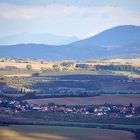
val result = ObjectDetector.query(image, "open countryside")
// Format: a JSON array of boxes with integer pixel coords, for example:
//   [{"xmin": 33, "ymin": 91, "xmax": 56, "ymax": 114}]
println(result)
[
  {"xmin": 0, "ymin": 125, "xmax": 137, "ymax": 140},
  {"xmin": 0, "ymin": 1, "xmax": 140, "ymax": 139}
]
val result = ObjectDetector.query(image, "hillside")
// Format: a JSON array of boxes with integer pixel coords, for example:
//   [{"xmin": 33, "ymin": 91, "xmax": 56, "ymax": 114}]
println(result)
[
  {"xmin": 0, "ymin": 25, "xmax": 140, "ymax": 60},
  {"xmin": 0, "ymin": 33, "xmax": 79, "ymax": 45}
]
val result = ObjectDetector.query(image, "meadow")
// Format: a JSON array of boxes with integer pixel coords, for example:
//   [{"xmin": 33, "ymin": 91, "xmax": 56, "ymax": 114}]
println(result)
[{"xmin": 0, "ymin": 125, "xmax": 137, "ymax": 140}]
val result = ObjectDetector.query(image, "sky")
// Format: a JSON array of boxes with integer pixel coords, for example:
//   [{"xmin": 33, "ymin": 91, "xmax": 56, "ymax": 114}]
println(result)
[{"xmin": 0, "ymin": 0, "xmax": 140, "ymax": 38}]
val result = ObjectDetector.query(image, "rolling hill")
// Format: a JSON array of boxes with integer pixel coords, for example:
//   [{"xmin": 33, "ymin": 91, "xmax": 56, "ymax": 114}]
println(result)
[
  {"xmin": 0, "ymin": 25, "xmax": 140, "ymax": 60},
  {"xmin": 0, "ymin": 33, "xmax": 79, "ymax": 45}
]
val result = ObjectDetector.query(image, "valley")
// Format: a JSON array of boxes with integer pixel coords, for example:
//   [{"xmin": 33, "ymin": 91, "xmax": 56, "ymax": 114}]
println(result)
[{"xmin": 0, "ymin": 25, "xmax": 140, "ymax": 140}]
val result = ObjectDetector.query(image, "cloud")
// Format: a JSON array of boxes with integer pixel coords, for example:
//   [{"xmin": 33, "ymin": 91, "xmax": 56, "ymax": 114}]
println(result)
[
  {"xmin": 0, "ymin": 2, "xmax": 139, "ymax": 38},
  {"xmin": 0, "ymin": 4, "xmax": 124, "ymax": 20},
  {"xmin": 0, "ymin": 0, "xmax": 109, "ymax": 6},
  {"xmin": 0, "ymin": 0, "xmax": 139, "ymax": 9},
  {"xmin": 0, "ymin": 4, "xmax": 45, "ymax": 20}
]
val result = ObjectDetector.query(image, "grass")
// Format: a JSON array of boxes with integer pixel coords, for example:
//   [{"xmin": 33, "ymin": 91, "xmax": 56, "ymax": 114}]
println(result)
[
  {"xmin": 111, "ymin": 71, "xmax": 138, "ymax": 77},
  {"xmin": 0, "ymin": 69, "xmax": 140, "ymax": 98},
  {"xmin": 106, "ymin": 57, "xmax": 140, "ymax": 67},
  {"xmin": 0, "ymin": 69, "xmax": 35, "ymax": 77},
  {"xmin": 43, "ymin": 121, "xmax": 140, "ymax": 129},
  {"xmin": 0, "ymin": 68, "xmax": 126, "ymax": 77},
  {"xmin": 0, "ymin": 125, "xmax": 137, "ymax": 140},
  {"xmin": 40, "ymin": 70, "xmax": 99, "ymax": 76}
]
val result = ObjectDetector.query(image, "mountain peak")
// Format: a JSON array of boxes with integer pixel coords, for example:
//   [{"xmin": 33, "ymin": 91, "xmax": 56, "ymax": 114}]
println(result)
[{"xmin": 71, "ymin": 25, "xmax": 140, "ymax": 47}]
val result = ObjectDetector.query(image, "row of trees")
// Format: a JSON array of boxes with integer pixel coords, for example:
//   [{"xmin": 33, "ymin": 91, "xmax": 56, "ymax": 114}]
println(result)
[{"xmin": 95, "ymin": 64, "xmax": 140, "ymax": 73}]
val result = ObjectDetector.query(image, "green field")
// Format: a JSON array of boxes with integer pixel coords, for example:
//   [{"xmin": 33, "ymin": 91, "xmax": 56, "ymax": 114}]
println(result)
[
  {"xmin": 0, "ymin": 125, "xmax": 137, "ymax": 140},
  {"xmin": 0, "ymin": 69, "xmax": 35, "ymax": 76},
  {"xmin": 0, "ymin": 69, "xmax": 138, "ymax": 77}
]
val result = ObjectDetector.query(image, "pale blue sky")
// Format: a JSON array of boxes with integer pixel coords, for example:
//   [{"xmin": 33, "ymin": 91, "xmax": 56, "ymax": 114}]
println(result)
[{"xmin": 0, "ymin": 0, "xmax": 139, "ymax": 38}]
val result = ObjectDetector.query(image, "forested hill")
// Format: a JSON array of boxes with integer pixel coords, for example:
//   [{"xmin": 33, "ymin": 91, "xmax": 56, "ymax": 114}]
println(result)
[{"xmin": 0, "ymin": 25, "xmax": 140, "ymax": 60}]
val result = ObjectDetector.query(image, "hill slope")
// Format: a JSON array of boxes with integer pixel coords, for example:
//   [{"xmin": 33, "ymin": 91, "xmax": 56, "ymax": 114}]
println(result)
[
  {"xmin": 0, "ymin": 33, "xmax": 79, "ymax": 45},
  {"xmin": 0, "ymin": 25, "xmax": 140, "ymax": 60}
]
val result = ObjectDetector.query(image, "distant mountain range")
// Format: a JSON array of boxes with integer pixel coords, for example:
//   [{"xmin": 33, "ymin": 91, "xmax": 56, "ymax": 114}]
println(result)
[
  {"xmin": 0, "ymin": 25, "xmax": 140, "ymax": 60},
  {"xmin": 0, "ymin": 33, "xmax": 79, "ymax": 45}
]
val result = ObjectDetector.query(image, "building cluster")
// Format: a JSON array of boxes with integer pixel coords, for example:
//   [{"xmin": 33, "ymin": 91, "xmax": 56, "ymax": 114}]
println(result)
[
  {"xmin": 0, "ymin": 98, "xmax": 139, "ymax": 118},
  {"xmin": 32, "ymin": 103, "xmax": 137, "ymax": 118},
  {"xmin": 0, "ymin": 98, "xmax": 30, "ymax": 113}
]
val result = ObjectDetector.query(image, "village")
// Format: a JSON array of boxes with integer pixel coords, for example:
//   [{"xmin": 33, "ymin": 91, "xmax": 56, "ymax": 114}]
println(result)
[{"xmin": 0, "ymin": 97, "xmax": 139, "ymax": 118}]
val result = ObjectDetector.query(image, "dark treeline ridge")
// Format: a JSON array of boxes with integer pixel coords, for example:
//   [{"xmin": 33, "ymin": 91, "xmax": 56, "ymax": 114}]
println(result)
[
  {"xmin": 19, "ymin": 92, "xmax": 100, "ymax": 100},
  {"xmin": 96, "ymin": 64, "xmax": 140, "ymax": 74}
]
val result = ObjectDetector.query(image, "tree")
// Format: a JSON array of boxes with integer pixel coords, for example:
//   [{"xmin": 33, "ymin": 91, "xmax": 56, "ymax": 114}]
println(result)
[
  {"xmin": 60, "ymin": 61, "xmax": 74, "ymax": 67},
  {"xmin": 52, "ymin": 64, "xmax": 60, "ymax": 71},
  {"xmin": 52, "ymin": 64, "xmax": 59, "ymax": 68},
  {"xmin": 26, "ymin": 64, "xmax": 32, "ymax": 70}
]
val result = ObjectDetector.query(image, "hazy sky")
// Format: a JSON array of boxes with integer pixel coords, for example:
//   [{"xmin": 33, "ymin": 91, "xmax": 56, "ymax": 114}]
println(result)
[{"xmin": 0, "ymin": 0, "xmax": 140, "ymax": 38}]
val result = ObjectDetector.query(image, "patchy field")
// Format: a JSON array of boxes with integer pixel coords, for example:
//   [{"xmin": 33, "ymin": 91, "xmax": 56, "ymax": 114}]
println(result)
[
  {"xmin": 27, "ymin": 94, "xmax": 140, "ymax": 107},
  {"xmin": 0, "ymin": 125, "xmax": 136, "ymax": 140},
  {"xmin": 0, "ymin": 61, "xmax": 54, "ymax": 70},
  {"xmin": 106, "ymin": 58, "xmax": 140, "ymax": 67}
]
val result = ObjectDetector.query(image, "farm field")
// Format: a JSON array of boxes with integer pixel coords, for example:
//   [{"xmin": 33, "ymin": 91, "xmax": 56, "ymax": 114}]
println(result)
[
  {"xmin": 0, "ymin": 61, "xmax": 54, "ymax": 70},
  {"xmin": 27, "ymin": 94, "xmax": 140, "ymax": 107},
  {"xmin": 1, "ymin": 73, "xmax": 140, "ymax": 97},
  {"xmin": 0, "ymin": 57, "xmax": 140, "ymax": 70},
  {"xmin": 0, "ymin": 125, "xmax": 137, "ymax": 140},
  {"xmin": 106, "ymin": 57, "xmax": 140, "ymax": 67}
]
